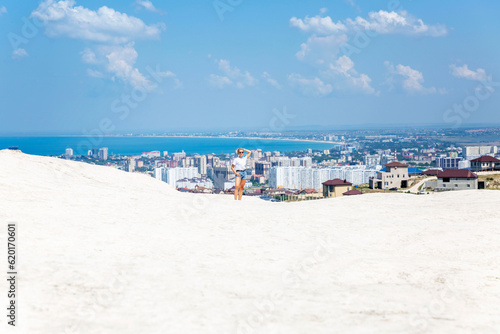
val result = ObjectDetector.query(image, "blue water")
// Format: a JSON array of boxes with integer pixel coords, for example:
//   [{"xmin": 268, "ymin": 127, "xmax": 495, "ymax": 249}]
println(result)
[{"xmin": 0, "ymin": 136, "xmax": 335, "ymax": 156}]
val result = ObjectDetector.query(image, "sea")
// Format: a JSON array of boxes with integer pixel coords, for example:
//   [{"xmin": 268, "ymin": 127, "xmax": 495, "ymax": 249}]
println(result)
[{"xmin": 0, "ymin": 136, "xmax": 335, "ymax": 156}]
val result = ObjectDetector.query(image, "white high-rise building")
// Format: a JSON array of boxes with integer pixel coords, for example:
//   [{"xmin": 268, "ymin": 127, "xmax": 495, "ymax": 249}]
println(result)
[
  {"xmin": 154, "ymin": 167, "xmax": 163, "ymax": 181},
  {"xmin": 172, "ymin": 151, "xmax": 187, "ymax": 161},
  {"xmin": 128, "ymin": 158, "xmax": 135, "ymax": 172},
  {"xmin": 252, "ymin": 149, "xmax": 262, "ymax": 159},
  {"xmin": 98, "ymin": 147, "xmax": 108, "ymax": 160},
  {"xmin": 211, "ymin": 156, "xmax": 221, "ymax": 167},
  {"xmin": 364, "ymin": 154, "xmax": 381, "ymax": 166},
  {"xmin": 154, "ymin": 167, "xmax": 200, "ymax": 187},
  {"xmin": 269, "ymin": 166, "xmax": 380, "ymax": 191},
  {"xmin": 463, "ymin": 146, "xmax": 498, "ymax": 160},
  {"xmin": 195, "ymin": 155, "xmax": 207, "ymax": 175},
  {"xmin": 181, "ymin": 157, "xmax": 195, "ymax": 167},
  {"xmin": 300, "ymin": 157, "xmax": 312, "ymax": 167},
  {"xmin": 290, "ymin": 157, "xmax": 300, "ymax": 167},
  {"xmin": 65, "ymin": 148, "xmax": 73, "ymax": 157},
  {"xmin": 270, "ymin": 156, "xmax": 291, "ymax": 166}
]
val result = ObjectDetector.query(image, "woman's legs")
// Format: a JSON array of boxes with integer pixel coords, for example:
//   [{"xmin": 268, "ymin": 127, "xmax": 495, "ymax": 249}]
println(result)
[
  {"xmin": 234, "ymin": 177, "xmax": 241, "ymax": 200},
  {"xmin": 238, "ymin": 179, "xmax": 246, "ymax": 200}
]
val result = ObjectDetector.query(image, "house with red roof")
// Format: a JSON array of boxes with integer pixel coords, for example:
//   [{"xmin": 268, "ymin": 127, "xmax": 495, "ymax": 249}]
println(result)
[
  {"xmin": 470, "ymin": 156, "xmax": 500, "ymax": 172},
  {"xmin": 322, "ymin": 179, "xmax": 353, "ymax": 198},
  {"xmin": 422, "ymin": 169, "xmax": 442, "ymax": 176},
  {"xmin": 289, "ymin": 188, "xmax": 323, "ymax": 201},
  {"xmin": 369, "ymin": 162, "xmax": 410, "ymax": 190},
  {"xmin": 429, "ymin": 169, "xmax": 479, "ymax": 191}
]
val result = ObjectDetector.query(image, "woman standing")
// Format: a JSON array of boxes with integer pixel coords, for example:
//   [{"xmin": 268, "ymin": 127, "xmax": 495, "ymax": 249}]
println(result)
[{"xmin": 231, "ymin": 148, "xmax": 251, "ymax": 200}]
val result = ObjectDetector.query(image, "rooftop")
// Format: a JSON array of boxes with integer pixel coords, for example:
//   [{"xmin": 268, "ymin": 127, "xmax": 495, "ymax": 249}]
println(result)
[
  {"xmin": 471, "ymin": 156, "xmax": 500, "ymax": 163},
  {"xmin": 343, "ymin": 189, "xmax": 363, "ymax": 196},
  {"xmin": 298, "ymin": 188, "xmax": 318, "ymax": 194},
  {"xmin": 437, "ymin": 169, "xmax": 477, "ymax": 178},
  {"xmin": 322, "ymin": 178, "xmax": 353, "ymax": 186},
  {"xmin": 422, "ymin": 169, "xmax": 441, "ymax": 176},
  {"xmin": 385, "ymin": 161, "xmax": 409, "ymax": 168}
]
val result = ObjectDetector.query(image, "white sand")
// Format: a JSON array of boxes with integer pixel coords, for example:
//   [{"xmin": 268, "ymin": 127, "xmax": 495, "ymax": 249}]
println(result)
[{"xmin": 0, "ymin": 149, "xmax": 499, "ymax": 334}]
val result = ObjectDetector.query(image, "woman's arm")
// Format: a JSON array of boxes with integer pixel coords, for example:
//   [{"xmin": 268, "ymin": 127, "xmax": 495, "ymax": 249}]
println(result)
[
  {"xmin": 243, "ymin": 148, "xmax": 251, "ymax": 159},
  {"xmin": 231, "ymin": 164, "xmax": 239, "ymax": 176}
]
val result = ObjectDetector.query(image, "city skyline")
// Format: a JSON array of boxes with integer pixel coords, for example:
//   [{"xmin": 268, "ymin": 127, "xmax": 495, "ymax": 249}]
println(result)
[{"xmin": 1, "ymin": 0, "xmax": 500, "ymax": 134}]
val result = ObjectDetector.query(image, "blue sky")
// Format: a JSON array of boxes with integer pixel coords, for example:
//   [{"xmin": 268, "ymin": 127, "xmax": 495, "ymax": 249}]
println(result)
[{"xmin": 1, "ymin": 0, "xmax": 499, "ymax": 134}]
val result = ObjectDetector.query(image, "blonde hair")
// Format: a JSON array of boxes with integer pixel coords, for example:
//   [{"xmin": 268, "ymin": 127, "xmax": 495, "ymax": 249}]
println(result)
[{"xmin": 236, "ymin": 148, "xmax": 244, "ymax": 153}]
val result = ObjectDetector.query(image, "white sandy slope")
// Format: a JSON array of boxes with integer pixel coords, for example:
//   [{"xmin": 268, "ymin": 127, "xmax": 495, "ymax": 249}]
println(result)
[{"xmin": 0, "ymin": 149, "xmax": 499, "ymax": 334}]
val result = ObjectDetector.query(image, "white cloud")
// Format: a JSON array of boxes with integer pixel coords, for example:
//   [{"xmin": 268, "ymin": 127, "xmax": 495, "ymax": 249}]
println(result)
[
  {"xmin": 101, "ymin": 43, "xmax": 152, "ymax": 89},
  {"xmin": 136, "ymin": 0, "xmax": 164, "ymax": 14},
  {"xmin": 12, "ymin": 48, "xmax": 28, "ymax": 59},
  {"xmin": 262, "ymin": 72, "xmax": 281, "ymax": 89},
  {"xmin": 326, "ymin": 56, "xmax": 376, "ymax": 94},
  {"xmin": 29, "ymin": 1, "xmax": 177, "ymax": 90},
  {"xmin": 136, "ymin": 0, "xmax": 155, "ymax": 11},
  {"xmin": 156, "ymin": 70, "xmax": 182, "ymax": 89},
  {"xmin": 396, "ymin": 64, "xmax": 433, "ymax": 93},
  {"xmin": 290, "ymin": 10, "xmax": 447, "ymax": 64},
  {"xmin": 288, "ymin": 73, "xmax": 333, "ymax": 97},
  {"xmin": 0, "ymin": 6, "xmax": 7, "ymax": 16},
  {"xmin": 330, "ymin": 55, "xmax": 355, "ymax": 74},
  {"xmin": 319, "ymin": 8, "xmax": 328, "ymax": 14},
  {"xmin": 31, "ymin": 0, "xmax": 165, "ymax": 44},
  {"xmin": 296, "ymin": 34, "xmax": 349, "ymax": 64},
  {"xmin": 385, "ymin": 62, "xmax": 437, "ymax": 94},
  {"xmin": 208, "ymin": 74, "xmax": 232, "ymax": 88},
  {"xmin": 83, "ymin": 43, "xmax": 181, "ymax": 90},
  {"xmin": 86, "ymin": 69, "xmax": 104, "ymax": 78},
  {"xmin": 450, "ymin": 64, "xmax": 488, "ymax": 81},
  {"xmin": 81, "ymin": 48, "xmax": 98, "ymax": 64},
  {"xmin": 290, "ymin": 55, "xmax": 376, "ymax": 96},
  {"xmin": 347, "ymin": 10, "xmax": 448, "ymax": 36},
  {"xmin": 291, "ymin": 10, "xmax": 447, "ymax": 37},
  {"xmin": 209, "ymin": 59, "xmax": 257, "ymax": 89},
  {"xmin": 290, "ymin": 15, "xmax": 346, "ymax": 35}
]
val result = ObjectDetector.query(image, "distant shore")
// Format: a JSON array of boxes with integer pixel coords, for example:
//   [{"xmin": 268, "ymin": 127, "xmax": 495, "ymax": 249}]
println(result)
[
  {"xmin": 145, "ymin": 135, "xmax": 343, "ymax": 145},
  {"xmin": 49, "ymin": 134, "xmax": 342, "ymax": 145},
  {"xmin": 0, "ymin": 135, "xmax": 340, "ymax": 156}
]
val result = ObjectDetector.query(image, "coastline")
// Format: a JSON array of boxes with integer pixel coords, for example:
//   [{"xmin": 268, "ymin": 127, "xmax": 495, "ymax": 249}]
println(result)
[
  {"xmin": 144, "ymin": 135, "xmax": 343, "ymax": 145},
  {"xmin": 34, "ymin": 134, "xmax": 343, "ymax": 145},
  {"xmin": 0, "ymin": 135, "xmax": 340, "ymax": 156}
]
